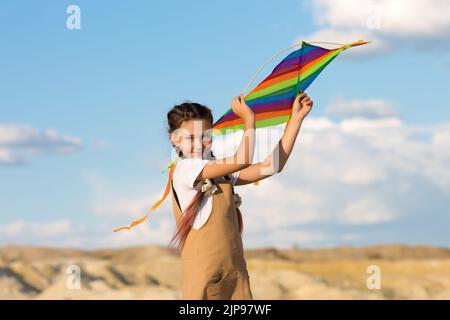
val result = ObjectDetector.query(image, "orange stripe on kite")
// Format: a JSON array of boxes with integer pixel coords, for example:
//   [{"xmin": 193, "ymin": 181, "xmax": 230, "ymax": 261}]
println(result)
[
  {"xmin": 214, "ymin": 108, "xmax": 292, "ymax": 129},
  {"xmin": 252, "ymin": 70, "xmax": 299, "ymax": 92}
]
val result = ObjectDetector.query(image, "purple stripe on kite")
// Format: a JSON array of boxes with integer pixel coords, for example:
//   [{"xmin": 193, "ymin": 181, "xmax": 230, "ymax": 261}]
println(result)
[
  {"xmin": 265, "ymin": 50, "xmax": 331, "ymax": 84},
  {"xmin": 273, "ymin": 55, "xmax": 300, "ymax": 72},
  {"xmin": 265, "ymin": 49, "xmax": 335, "ymax": 84},
  {"xmin": 301, "ymin": 47, "xmax": 332, "ymax": 66},
  {"xmin": 263, "ymin": 64, "xmax": 299, "ymax": 82},
  {"xmin": 273, "ymin": 47, "xmax": 330, "ymax": 75},
  {"xmin": 272, "ymin": 44, "xmax": 316, "ymax": 70},
  {"xmin": 271, "ymin": 49, "xmax": 301, "ymax": 72},
  {"xmin": 251, "ymin": 97, "xmax": 294, "ymax": 111},
  {"xmin": 272, "ymin": 50, "xmax": 301, "ymax": 72},
  {"xmin": 219, "ymin": 97, "xmax": 294, "ymax": 122}
]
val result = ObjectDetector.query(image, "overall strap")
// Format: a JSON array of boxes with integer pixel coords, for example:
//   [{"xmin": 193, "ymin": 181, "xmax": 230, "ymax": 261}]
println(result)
[
  {"xmin": 170, "ymin": 178, "xmax": 182, "ymax": 213},
  {"xmin": 223, "ymin": 175, "xmax": 236, "ymax": 195}
]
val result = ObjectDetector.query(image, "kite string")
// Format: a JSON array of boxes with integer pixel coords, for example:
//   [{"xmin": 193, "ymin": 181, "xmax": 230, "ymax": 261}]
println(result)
[
  {"xmin": 308, "ymin": 41, "xmax": 346, "ymax": 46},
  {"xmin": 241, "ymin": 43, "xmax": 301, "ymax": 95},
  {"xmin": 241, "ymin": 41, "xmax": 347, "ymax": 96}
]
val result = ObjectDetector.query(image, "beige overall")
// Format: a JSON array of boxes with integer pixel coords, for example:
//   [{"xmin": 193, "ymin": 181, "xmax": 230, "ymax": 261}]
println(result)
[{"xmin": 170, "ymin": 176, "xmax": 253, "ymax": 300}]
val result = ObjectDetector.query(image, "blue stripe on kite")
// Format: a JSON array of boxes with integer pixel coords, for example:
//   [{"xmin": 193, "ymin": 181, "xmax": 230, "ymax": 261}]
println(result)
[
  {"xmin": 298, "ymin": 54, "xmax": 340, "ymax": 91},
  {"xmin": 285, "ymin": 44, "xmax": 315, "ymax": 59},
  {"xmin": 246, "ymin": 90, "xmax": 296, "ymax": 106}
]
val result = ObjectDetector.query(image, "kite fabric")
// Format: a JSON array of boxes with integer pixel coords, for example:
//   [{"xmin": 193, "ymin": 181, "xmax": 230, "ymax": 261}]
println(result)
[
  {"xmin": 212, "ymin": 40, "xmax": 369, "ymax": 136},
  {"xmin": 113, "ymin": 40, "xmax": 369, "ymax": 233}
]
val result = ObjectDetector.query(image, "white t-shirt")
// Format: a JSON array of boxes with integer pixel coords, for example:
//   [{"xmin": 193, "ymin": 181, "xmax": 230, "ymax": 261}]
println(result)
[{"xmin": 172, "ymin": 157, "xmax": 240, "ymax": 230}]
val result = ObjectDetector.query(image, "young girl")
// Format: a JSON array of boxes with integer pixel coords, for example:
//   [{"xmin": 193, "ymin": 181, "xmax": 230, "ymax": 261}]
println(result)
[{"xmin": 167, "ymin": 93, "xmax": 313, "ymax": 300}]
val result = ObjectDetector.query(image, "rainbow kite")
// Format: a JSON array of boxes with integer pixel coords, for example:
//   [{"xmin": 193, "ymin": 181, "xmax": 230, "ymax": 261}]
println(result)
[
  {"xmin": 212, "ymin": 40, "xmax": 368, "ymax": 136},
  {"xmin": 113, "ymin": 40, "xmax": 369, "ymax": 232}
]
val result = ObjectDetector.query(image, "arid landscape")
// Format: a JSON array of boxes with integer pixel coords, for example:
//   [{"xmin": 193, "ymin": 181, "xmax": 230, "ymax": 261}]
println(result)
[{"xmin": 1, "ymin": 244, "xmax": 449, "ymax": 300}]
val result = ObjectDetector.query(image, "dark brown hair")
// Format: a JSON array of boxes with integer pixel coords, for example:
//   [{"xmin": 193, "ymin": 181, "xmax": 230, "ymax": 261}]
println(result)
[{"xmin": 167, "ymin": 101, "xmax": 243, "ymax": 250}]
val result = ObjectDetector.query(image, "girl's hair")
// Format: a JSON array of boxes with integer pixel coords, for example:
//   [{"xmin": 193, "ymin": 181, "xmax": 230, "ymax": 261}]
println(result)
[{"xmin": 167, "ymin": 101, "xmax": 243, "ymax": 250}]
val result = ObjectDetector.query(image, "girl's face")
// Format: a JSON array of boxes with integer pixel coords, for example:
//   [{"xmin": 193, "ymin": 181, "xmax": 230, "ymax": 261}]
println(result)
[{"xmin": 170, "ymin": 119, "xmax": 213, "ymax": 159}]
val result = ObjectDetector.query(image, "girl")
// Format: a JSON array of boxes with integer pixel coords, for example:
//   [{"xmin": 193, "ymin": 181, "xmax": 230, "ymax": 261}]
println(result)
[{"xmin": 167, "ymin": 92, "xmax": 313, "ymax": 300}]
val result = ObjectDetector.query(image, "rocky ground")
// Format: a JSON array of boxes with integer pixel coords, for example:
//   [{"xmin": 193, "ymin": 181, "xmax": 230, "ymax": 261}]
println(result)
[{"xmin": 1, "ymin": 244, "xmax": 449, "ymax": 299}]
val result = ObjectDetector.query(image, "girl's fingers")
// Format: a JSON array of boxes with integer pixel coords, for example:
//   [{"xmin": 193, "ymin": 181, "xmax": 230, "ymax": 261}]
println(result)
[
  {"xmin": 239, "ymin": 94, "xmax": 245, "ymax": 105},
  {"xmin": 297, "ymin": 93, "xmax": 307, "ymax": 102}
]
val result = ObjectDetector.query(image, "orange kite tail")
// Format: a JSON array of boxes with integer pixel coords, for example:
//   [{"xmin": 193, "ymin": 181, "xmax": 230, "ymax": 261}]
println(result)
[{"xmin": 113, "ymin": 164, "xmax": 176, "ymax": 232}]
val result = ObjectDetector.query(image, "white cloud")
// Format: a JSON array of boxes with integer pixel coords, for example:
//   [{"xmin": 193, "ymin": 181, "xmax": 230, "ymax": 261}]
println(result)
[
  {"xmin": 245, "ymin": 228, "xmax": 328, "ymax": 248},
  {"xmin": 0, "ymin": 216, "xmax": 175, "ymax": 249},
  {"xmin": 232, "ymin": 111, "xmax": 450, "ymax": 245},
  {"xmin": 0, "ymin": 124, "xmax": 82, "ymax": 165},
  {"xmin": 295, "ymin": 28, "xmax": 387, "ymax": 57},
  {"xmin": 301, "ymin": 0, "xmax": 450, "ymax": 56},
  {"xmin": 79, "ymin": 170, "xmax": 179, "ymax": 248},
  {"xmin": 0, "ymin": 148, "xmax": 20, "ymax": 165},
  {"xmin": 432, "ymin": 122, "xmax": 450, "ymax": 146},
  {"xmin": 83, "ymin": 170, "xmax": 172, "ymax": 219},
  {"xmin": 3, "ymin": 112, "xmax": 449, "ymax": 249},
  {"xmin": 325, "ymin": 97, "xmax": 398, "ymax": 118},
  {"xmin": 300, "ymin": 116, "xmax": 450, "ymax": 188},
  {"xmin": 95, "ymin": 216, "xmax": 175, "ymax": 248},
  {"xmin": 94, "ymin": 112, "xmax": 450, "ymax": 248},
  {"xmin": 0, "ymin": 220, "xmax": 72, "ymax": 238},
  {"xmin": 311, "ymin": 0, "xmax": 450, "ymax": 38},
  {"xmin": 240, "ymin": 178, "xmax": 329, "ymax": 233},
  {"xmin": 339, "ymin": 196, "xmax": 397, "ymax": 224}
]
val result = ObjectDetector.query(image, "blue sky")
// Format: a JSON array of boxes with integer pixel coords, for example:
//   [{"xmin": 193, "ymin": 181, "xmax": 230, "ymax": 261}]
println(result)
[{"xmin": 1, "ymin": 0, "xmax": 449, "ymax": 249}]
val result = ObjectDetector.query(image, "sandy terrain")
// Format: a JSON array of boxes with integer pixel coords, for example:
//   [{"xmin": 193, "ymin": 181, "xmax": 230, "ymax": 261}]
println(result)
[{"xmin": 1, "ymin": 244, "xmax": 449, "ymax": 299}]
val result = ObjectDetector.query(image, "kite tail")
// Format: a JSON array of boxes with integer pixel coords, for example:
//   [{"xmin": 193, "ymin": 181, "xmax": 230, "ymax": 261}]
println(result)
[
  {"xmin": 342, "ymin": 40, "xmax": 370, "ymax": 49},
  {"xmin": 112, "ymin": 159, "xmax": 178, "ymax": 232}
]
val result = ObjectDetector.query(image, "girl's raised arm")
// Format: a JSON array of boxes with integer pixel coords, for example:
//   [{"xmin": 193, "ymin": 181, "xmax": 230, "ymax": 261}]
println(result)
[
  {"xmin": 235, "ymin": 92, "xmax": 314, "ymax": 185},
  {"xmin": 197, "ymin": 95, "xmax": 256, "ymax": 182}
]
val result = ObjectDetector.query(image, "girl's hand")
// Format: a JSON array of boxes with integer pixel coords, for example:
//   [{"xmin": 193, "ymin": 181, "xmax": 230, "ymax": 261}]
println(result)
[
  {"xmin": 232, "ymin": 94, "xmax": 254, "ymax": 122},
  {"xmin": 292, "ymin": 92, "xmax": 313, "ymax": 120}
]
